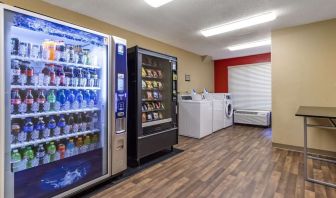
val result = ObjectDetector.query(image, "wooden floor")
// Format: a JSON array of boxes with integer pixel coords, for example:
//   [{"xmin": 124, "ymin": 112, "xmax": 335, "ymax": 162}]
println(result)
[{"xmin": 92, "ymin": 126, "xmax": 336, "ymax": 198}]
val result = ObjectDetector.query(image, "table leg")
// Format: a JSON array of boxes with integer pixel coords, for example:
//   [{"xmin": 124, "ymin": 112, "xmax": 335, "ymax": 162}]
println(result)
[{"xmin": 304, "ymin": 116, "xmax": 308, "ymax": 180}]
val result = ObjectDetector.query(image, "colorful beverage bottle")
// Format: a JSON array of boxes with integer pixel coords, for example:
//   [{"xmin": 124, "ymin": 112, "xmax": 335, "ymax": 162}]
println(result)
[
  {"xmin": 76, "ymin": 90, "xmax": 83, "ymax": 105},
  {"xmin": 24, "ymin": 89, "xmax": 34, "ymax": 113},
  {"xmin": 11, "ymin": 123, "xmax": 20, "ymax": 143},
  {"xmin": 48, "ymin": 116, "xmax": 57, "ymax": 136},
  {"xmin": 37, "ymin": 90, "xmax": 46, "ymax": 112},
  {"xmin": 66, "ymin": 138, "xmax": 75, "ymax": 156},
  {"xmin": 26, "ymin": 63, "xmax": 34, "ymax": 85},
  {"xmin": 58, "ymin": 115, "xmax": 66, "ymax": 134},
  {"xmin": 36, "ymin": 144, "xmax": 45, "ymax": 165},
  {"xmin": 11, "ymin": 59, "xmax": 21, "ymax": 85},
  {"xmin": 84, "ymin": 135, "xmax": 91, "ymax": 151},
  {"xmin": 58, "ymin": 143, "xmax": 66, "ymax": 159},
  {"xmin": 34, "ymin": 117, "xmax": 45, "ymax": 140},
  {"xmin": 67, "ymin": 114, "xmax": 75, "ymax": 133},
  {"xmin": 67, "ymin": 90, "xmax": 75, "ymax": 104},
  {"xmin": 47, "ymin": 142, "xmax": 56, "ymax": 162},
  {"xmin": 24, "ymin": 118, "xmax": 34, "ymax": 141},
  {"xmin": 23, "ymin": 146, "xmax": 34, "ymax": 168},
  {"xmin": 76, "ymin": 113, "xmax": 83, "ymax": 131},
  {"xmin": 11, "ymin": 149, "xmax": 22, "ymax": 172},
  {"xmin": 90, "ymin": 90, "xmax": 98, "ymax": 105},
  {"xmin": 49, "ymin": 64, "xmax": 56, "ymax": 85},
  {"xmin": 84, "ymin": 90, "xmax": 90, "ymax": 104},
  {"xmin": 76, "ymin": 137, "xmax": 83, "ymax": 148},
  {"xmin": 11, "ymin": 89, "xmax": 21, "ymax": 114},
  {"xmin": 57, "ymin": 66, "xmax": 66, "ymax": 85},
  {"xmin": 48, "ymin": 40, "xmax": 56, "ymax": 61},
  {"xmin": 91, "ymin": 70, "xmax": 99, "ymax": 87},
  {"xmin": 57, "ymin": 90, "xmax": 66, "ymax": 105},
  {"xmin": 92, "ymin": 133, "xmax": 99, "ymax": 149},
  {"xmin": 47, "ymin": 90, "xmax": 56, "ymax": 110}
]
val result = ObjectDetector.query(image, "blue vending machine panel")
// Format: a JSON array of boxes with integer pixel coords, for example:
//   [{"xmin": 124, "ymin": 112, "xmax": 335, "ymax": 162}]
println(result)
[{"xmin": 114, "ymin": 39, "xmax": 127, "ymax": 134}]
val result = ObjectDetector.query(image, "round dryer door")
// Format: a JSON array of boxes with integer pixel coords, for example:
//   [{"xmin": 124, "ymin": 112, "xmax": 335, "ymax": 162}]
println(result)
[{"xmin": 225, "ymin": 102, "xmax": 233, "ymax": 118}]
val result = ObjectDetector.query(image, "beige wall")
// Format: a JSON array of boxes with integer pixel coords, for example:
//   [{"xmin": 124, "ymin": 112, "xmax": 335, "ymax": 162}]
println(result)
[
  {"xmin": 2, "ymin": 0, "xmax": 214, "ymax": 93},
  {"xmin": 272, "ymin": 19, "xmax": 336, "ymax": 152}
]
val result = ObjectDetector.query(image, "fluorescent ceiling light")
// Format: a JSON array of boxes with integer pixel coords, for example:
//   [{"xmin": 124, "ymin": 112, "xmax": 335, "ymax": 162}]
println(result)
[
  {"xmin": 228, "ymin": 39, "xmax": 271, "ymax": 51},
  {"xmin": 201, "ymin": 12, "xmax": 276, "ymax": 37},
  {"xmin": 144, "ymin": 0, "xmax": 174, "ymax": 8}
]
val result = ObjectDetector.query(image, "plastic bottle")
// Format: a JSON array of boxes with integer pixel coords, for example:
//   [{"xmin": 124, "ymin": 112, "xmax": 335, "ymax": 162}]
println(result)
[
  {"xmin": 36, "ymin": 144, "xmax": 45, "ymax": 165},
  {"xmin": 58, "ymin": 143, "xmax": 66, "ymax": 159},
  {"xmin": 67, "ymin": 114, "xmax": 75, "ymax": 133},
  {"xmin": 76, "ymin": 90, "xmax": 83, "ymax": 105},
  {"xmin": 26, "ymin": 62, "xmax": 34, "ymax": 85},
  {"xmin": 34, "ymin": 117, "xmax": 45, "ymax": 139},
  {"xmin": 47, "ymin": 90, "xmax": 56, "ymax": 110},
  {"xmin": 11, "ymin": 149, "xmax": 22, "ymax": 172},
  {"xmin": 24, "ymin": 118, "xmax": 34, "ymax": 141},
  {"xmin": 57, "ymin": 90, "xmax": 66, "ymax": 105},
  {"xmin": 90, "ymin": 90, "xmax": 97, "ymax": 105},
  {"xmin": 47, "ymin": 142, "xmax": 56, "ymax": 162},
  {"xmin": 67, "ymin": 90, "xmax": 75, "ymax": 104},
  {"xmin": 47, "ymin": 116, "xmax": 57, "ymax": 136},
  {"xmin": 37, "ymin": 90, "xmax": 46, "ymax": 112},
  {"xmin": 24, "ymin": 89, "xmax": 34, "ymax": 113},
  {"xmin": 23, "ymin": 146, "xmax": 34, "ymax": 168},
  {"xmin": 49, "ymin": 64, "xmax": 56, "ymax": 86},
  {"xmin": 11, "ymin": 89, "xmax": 21, "ymax": 114},
  {"xmin": 11, "ymin": 59, "xmax": 21, "ymax": 85},
  {"xmin": 58, "ymin": 115, "xmax": 66, "ymax": 134},
  {"xmin": 66, "ymin": 139, "xmax": 75, "ymax": 157}
]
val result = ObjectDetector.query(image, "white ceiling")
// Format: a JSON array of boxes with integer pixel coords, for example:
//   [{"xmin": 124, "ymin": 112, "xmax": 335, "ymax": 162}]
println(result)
[{"xmin": 44, "ymin": 0, "xmax": 336, "ymax": 60}]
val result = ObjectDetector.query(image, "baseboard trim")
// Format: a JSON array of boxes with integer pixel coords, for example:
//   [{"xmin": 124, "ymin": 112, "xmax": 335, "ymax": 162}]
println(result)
[{"xmin": 272, "ymin": 142, "xmax": 336, "ymax": 158}]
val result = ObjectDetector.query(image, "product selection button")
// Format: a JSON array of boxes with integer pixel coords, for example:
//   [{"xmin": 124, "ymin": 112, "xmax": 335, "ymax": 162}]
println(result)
[{"xmin": 117, "ymin": 112, "xmax": 124, "ymax": 117}]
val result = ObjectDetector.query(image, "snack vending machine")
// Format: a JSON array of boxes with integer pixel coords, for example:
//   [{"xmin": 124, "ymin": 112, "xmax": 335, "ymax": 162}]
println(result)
[
  {"xmin": 0, "ymin": 4, "xmax": 127, "ymax": 198},
  {"xmin": 127, "ymin": 46, "xmax": 178, "ymax": 166}
]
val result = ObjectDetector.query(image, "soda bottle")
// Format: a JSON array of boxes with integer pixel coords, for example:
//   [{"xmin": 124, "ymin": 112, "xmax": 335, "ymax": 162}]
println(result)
[
  {"xmin": 66, "ymin": 138, "xmax": 75, "ymax": 156},
  {"xmin": 57, "ymin": 66, "xmax": 66, "ymax": 86},
  {"xmin": 48, "ymin": 41, "xmax": 56, "ymax": 61},
  {"xmin": 23, "ymin": 146, "xmax": 34, "ymax": 168},
  {"xmin": 26, "ymin": 63, "xmax": 34, "ymax": 85},
  {"xmin": 84, "ymin": 135, "xmax": 91, "ymax": 151},
  {"xmin": 11, "ymin": 89, "xmax": 22, "ymax": 114},
  {"xmin": 47, "ymin": 142, "xmax": 56, "ymax": 162},
  {"xmin": 55, "ymin": 41, "xmax": 65, "ymax": 62},
  {"xmin": 34, "ymin": 117, "xmax": 45, "ymax": 140},
  {"xmin": 11, "ymin": 59, "xmax": 21, "ymax": 85},
  {"xmin": 57, "ymin": 90, "xmax": 66, "ymax": 105},
  {"xmin": 20, "ymin": 61, "xmax": 28, "ymax": 85},
  {"xmin": 76, "ymin": 137, "xmax": 83, "ymax": 148},
  {"xmin": 72, "ymin": 68, "xmax": 79, "ymax": 87},
  {"xmin": 36, "ymin": 144, "xmax": 45, "ymax": 165},
  {"xmin": 91, "ymin": 133, "xmax": 99, "ymax": 149},
  {"xmin": 47, "ymin": 90, "xmax": 56, "ymax": 110},
  {"xmin": 76, "ymin": 90, "xmax": 83, "ymax": 105},
  {"xmin": 83, "ymin": 90, "xmax": 90, "ymax": 104},
  {"xmin": 47, "ymin": 116, "xmax": 57, "ymax": 136},
  {"xmin": 24, "ymin": 89, "xmax": 34, "ymax": 113},
  {"xmin": 76, "ymin": 113, "xmax": 83, "ymax": 131},
  {"xmin": 92, "ymin": 112, "xmax": 99, "ymax": 128},
  {"xmin": 77, "ymin": 68, "xmax": 83, "ymax": 87},
  {"xmin": 49, "ymin": 64, "xmax": 56, "ymax": 86},
  {"xmin": 67, "ymin": 90, "xmax": 75, "ymax": 104},
  {"xmin": 58, "ymin": 115, "xmax": 66, "ymax": 134},
  {"xmin": 37, "ymin": 90, "xmax": 46, "ymax": 112},
  {"xmin": 23, "ymin": 118, "xmax": 34, "ymax": 141},
  {"xmin": 67, "ymin": 114, "xmax": 75, "ymax": 132},
  {"xmin": 58, "ymin": 143, "xmax": 66, "ymax": 159},
  {"xmin": 90, "ymin": 90, "xmax": 97, "ymax": 105},
  {"xmin": 11, "ymin": 123, "xmax": 21, "ymax": 143},
  {"xmin": 91, "ymin": 70, "xmax": 99, "ymax": 87},
  {"xmin": 11, "ymin": 149, "xmax": 22, "ymax": 172}
]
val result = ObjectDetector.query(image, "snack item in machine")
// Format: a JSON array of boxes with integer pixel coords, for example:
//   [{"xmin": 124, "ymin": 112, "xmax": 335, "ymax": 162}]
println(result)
[
  {"xmin": 142, "ymin": 113, "xmax": 147, "ymax": 123},
  {"xmin": 157, "ymin": 70, "xmax": 163, "ymax": 78},
  {"xmin": 152, "ymin": 70, "xmax": 158, "ymax": 78},
  {"xmin": 152, "ymin": 81, "xmax": 158, "ymax": 88},
  {"xmin": 142, "ymin": 80, "xmax": 146, "ymax": 89},
  {"xmin": 147, "ymin": 113, "xmax": 153, "ymax": 121},
  {"xmin": 142, "ymin": 67, "xmax": 147, "ymax": 77},
  {"xmin": 146, "ymin": 81, "xmax": 153, "ymax": 89},
  {"xmin": 146, "ymin": 69, "xmax": 153, "ymax": 77},
  {"xmin": 146, "ymin": 91, "xmax": 153, "ymax": 100},
  {"xmin": 157, "ymin": 82, "xmax": 163, "ymax": 89},
  {"xmin": 158, "ymin": 112, "xmax": 163, "ymax": 119},
  {"xmin": 153, "ymin": 91, "xmax": 159, "ymax": 100},
  {"xmin": 153, "ymin": 112, "xmax": 159, "ymax": 120}
]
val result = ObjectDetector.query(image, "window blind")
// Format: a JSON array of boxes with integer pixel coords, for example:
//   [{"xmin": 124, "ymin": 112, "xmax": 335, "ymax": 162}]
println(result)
[{"xmin": 228, "ymin": 62, "xmax": 271, "ymax": 111}]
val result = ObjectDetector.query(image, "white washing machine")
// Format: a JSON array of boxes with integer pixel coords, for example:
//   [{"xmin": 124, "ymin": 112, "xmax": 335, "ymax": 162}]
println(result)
[
  {"xmin": 204, "ymin": 93, "xmax": 225, "ymax": 132},
  {"xmin": 224, "ymin": 93, "xmax": 234, "ymax": 128},
  {"xmin": 178, "ymin": 94, "xmax": 213, "ymax": 139}
]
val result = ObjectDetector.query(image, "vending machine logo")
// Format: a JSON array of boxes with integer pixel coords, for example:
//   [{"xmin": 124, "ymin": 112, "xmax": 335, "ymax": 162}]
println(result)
[{"xmin": 117, "ymin": 44, "xmax": 124, "ymax": 55}]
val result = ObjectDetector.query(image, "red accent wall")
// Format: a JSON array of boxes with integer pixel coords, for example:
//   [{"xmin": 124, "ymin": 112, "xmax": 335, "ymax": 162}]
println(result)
[{"xmin": 214, "ymin": 53, "xmax": 271, "ymax": 93}]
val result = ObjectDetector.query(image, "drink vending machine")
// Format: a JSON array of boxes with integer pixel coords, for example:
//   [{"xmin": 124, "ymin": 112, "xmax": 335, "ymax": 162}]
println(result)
[{"xmin": 0, "ymin": 4, "xmax": 127, "ymax": 198}]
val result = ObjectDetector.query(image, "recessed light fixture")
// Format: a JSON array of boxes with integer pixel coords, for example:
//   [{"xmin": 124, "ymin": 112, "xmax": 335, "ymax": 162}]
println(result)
[
  {"xmin": 227, "ymin": 39, "xmax": 271, "ymax": 51},
  {"xmin": 144, "ymin": 0, "xmax": 174, "ymax": 8},
  {"xmin": 200, "ymin": 12, "xmax": 276, "ymax": 37}
]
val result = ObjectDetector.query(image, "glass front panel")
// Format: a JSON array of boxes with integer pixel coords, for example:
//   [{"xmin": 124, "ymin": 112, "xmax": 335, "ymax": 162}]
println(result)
[
  {"xmin": 141, "ymin": 54, "xmax": 172, "ymax": 128},
  {"xmin": 4, "ymin": 9, "xmax": 109, "ymax": 198}
]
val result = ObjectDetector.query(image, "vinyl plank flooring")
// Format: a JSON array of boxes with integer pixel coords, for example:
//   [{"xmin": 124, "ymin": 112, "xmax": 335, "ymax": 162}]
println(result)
[{"xmin": 91, "ymin": 126, "xmax": 336, "ymax": 198}]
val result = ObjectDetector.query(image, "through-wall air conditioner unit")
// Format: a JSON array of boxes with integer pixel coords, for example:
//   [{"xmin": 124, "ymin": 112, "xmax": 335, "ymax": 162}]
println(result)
[{"xmin": 234, "ymin": 110, "xmax": 271, "ymax": 127}]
